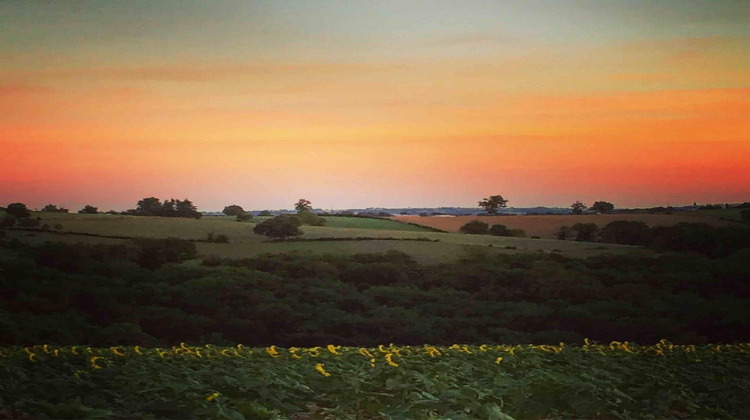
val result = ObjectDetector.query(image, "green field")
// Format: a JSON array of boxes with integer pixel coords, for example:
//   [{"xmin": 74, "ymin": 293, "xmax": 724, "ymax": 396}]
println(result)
[
  {"xmin": 13, "ymin": 213, "xmax": 641, "ymax": 264},
  {"xmin": 2, "ymin": 343, "xmax": 748, "ymax": 419}
]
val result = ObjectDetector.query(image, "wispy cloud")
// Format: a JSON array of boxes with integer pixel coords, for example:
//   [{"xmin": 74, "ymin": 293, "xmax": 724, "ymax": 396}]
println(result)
[
  {"xmin": 425, "ymin": 32, "xmax": 511, "ymax": 47},
  {"xmin": 7, "ymin": 62, "xmax": 408, "ymax": 83}
]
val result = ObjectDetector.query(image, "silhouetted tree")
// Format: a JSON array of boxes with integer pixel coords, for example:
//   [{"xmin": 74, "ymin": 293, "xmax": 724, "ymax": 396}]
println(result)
[
  {"xmin": 295, "ymin": 199, "xmax": 312, "ymax": 212},
  {"xmin": 591, "ymin": 201, "xmax": 615, "ymax": 214},
  {"xmin": 253, "ymin": 216, "xmax": 302, "ymax": 239},
  {"xmin": 600, "ymin": 220, "xmax": 651, "ymax": 245},
  {"xmin": 42, "ymin": 204, "xmax": 69, "ymax": 213},
  {"xmin": 78, "ymin": 205, "xmax": 99, "ymax": 214},
  {"xmin": 136, "ymin": 197, "xmax": 163, "ymax": 216},
  {"xmin": 570, "ymin": 201, "xmax": 587, "ymax": 215},
  {"xmin": 554, "ymin": 226, "xmax": 575, "ymax": 240},
  {"xmin": 223, "ymin": 205, "xmax": 245, "ymax": 216},
  {"xmin": 6, "ymin": 203, "xmax": 31, "ymax": 219},
  {"xmin": 572, "ymin": 223, "xmax": 600, "ymax": 242},
  {"xmin": 460, "ymin": 220, "xmax": 490, "ymax": 234},
  {"xmin": 478, "ymin": 195, "xmax": 508, "ymax": 214},
  {"xmin": 175, "ymin": 199, "xmax": 201, "ymax": 219}
]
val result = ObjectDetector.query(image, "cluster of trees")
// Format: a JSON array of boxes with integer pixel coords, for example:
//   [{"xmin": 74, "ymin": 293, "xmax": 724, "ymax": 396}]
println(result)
[
  {"xmin": 477, "ymin": 195, "xmax": 616, "ymax": 215},
  {"xmin": 252, "ymin": 199, "xmax": 326, "ymax": 239},
  {"xmin": 570, "ymin": 201, "xmax": 614, "ymax": 214},
  {"xmin": 125, "ymin": 197, "xmax": 202, "ymax": 219},
  {"xmin": 556, "ymin": 220, "xmax": 750, "ymax": 257},
  {"xmin": 222, "ymin": 205, "xmax": 253, "ymax": 222},
  {"xmin": 459, "ymin": 221, "xmax": 526, "ymax": 237},
  {"xmin": 1, "ymin": 238, "xmax": 748, "ymax": 347},
  {"xmin": 1, "ymin": 203, "xmax": 41, "ymax": 228}
]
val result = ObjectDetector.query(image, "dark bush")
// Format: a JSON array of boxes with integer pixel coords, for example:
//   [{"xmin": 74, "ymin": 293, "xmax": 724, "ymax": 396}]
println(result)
[
  {"xmin": 253, "ymin": 216, "xmax": 302, "ymax": 239},
  {"xmin": 572, "ymin": 223, "xmax": 599, "ymax": 242},
  {"xmin": 460, "ymin": 220, "xmax": 490, "ymax": 234},
  {"xmin": 5, "ymin": 203, "xmax": 30, "ymax": 219},
  {"xmin": 600, "ymin": 220, "xmax": 651, "ymax": 245}
]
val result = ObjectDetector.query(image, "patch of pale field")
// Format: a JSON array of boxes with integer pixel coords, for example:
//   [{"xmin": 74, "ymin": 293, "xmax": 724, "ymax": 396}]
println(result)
[
  {"xmin": 393, "ymin": 214, "xmax": 734, "ymax": 239},
  {"xmin": 32, "ymin": 213, "xmax": 433, "ymax": 241}
]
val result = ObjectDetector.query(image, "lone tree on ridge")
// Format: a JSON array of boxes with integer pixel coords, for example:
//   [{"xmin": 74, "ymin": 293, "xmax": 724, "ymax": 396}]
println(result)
[{"xmin": 478, "ymin": 195, "xmax": 508, "ymax": 214}]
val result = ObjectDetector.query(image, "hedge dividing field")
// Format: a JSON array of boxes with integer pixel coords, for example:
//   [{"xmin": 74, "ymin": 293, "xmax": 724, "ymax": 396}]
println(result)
[{"xmin": 2, "ymin": 342, "xmax": 749, "ymax": 419}]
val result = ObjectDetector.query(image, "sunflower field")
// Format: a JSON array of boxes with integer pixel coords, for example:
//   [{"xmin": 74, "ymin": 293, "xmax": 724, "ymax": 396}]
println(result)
[{"xmin": 1, "ymin": 340, "xmax": 749, "ymax": 419}]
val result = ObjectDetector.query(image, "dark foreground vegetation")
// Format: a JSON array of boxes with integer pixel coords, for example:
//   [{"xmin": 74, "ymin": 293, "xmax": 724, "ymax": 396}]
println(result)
[{"xmin": 1, "ymin": 234, "xmax": 748, "ymax": 347}]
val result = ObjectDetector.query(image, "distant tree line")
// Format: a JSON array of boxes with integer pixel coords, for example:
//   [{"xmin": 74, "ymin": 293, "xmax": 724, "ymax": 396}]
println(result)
[
  {"xmin": 125, "ymin": 197, "xmax": 202, "ymax": 219},
  {"xmin": 554, "ymin": 221, "xmax": 750, "ymax": 257},
  {"xmin": 459, "ymin": 221, "xmax": 526, "ymax": 237}
]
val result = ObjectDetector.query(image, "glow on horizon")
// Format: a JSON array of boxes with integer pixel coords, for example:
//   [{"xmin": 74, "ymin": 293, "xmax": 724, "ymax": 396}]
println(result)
[{"xmin": 1, "ymin": 1, "xmax": 748, "ymax": 211}]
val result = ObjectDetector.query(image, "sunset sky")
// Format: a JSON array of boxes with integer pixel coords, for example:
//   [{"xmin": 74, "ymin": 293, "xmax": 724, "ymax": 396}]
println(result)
[{"xmin": 1, "ymin": 0, "xmax": 748, "ymax": 211}]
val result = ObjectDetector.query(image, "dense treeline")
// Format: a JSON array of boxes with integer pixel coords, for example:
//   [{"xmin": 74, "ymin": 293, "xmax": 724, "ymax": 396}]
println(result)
[
  {"xmin": 1, "ymin": 237, "xmax": 748, "ymax": 347},
  {"xmin": 556, "ymin": 221, "xmax": 750, "ymax": 257}
]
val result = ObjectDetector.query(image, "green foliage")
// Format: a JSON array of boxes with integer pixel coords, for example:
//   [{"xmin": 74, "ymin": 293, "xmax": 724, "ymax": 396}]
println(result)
[
  {"xmin": 489, "ymin": 224, "xmax": 526, "ymax": 237},
  {"xmin": 478, "ymin": 195, "xmax": 508, "ymax": 214},
  {"xmin": 553, "ymin": 226, "xmax": 574, "ymax": 240},
  {"xmin": 294, "ymin": 199, "xmax": 312, "ymax": 212},
  {"xmin": 78, "ymin": 205, "xmax": 99, "ymax": 214},
  {"xmin": 460, "ymin": 220, "xmax": 490, "ymax": 234},
  {"xmin": 571, "ymin": 223, "xmax": 599, "ymax": 242},
  {"xmin": 591, "ymin": 201, "xmax": 615, "ymax": 214},
  {"xmin": 3, "ymin": 240, "xmax": 750, "ymax": 348},
  {"xmin": 235, "ymin": 212, "xmax": 252, "ymax": 222},
  {"xmin": 42, "ymin": 204, "xmax": 69, "ymax": 213},
  {"xmin": 133, "ymin": 197, "xmax": 202, "ymax": 219},
  {"xmin": 600, "ymin": 220, "xmax": 651, "ymax": 245},
  {"xmin": 253, "ymin": 216, "xmax": 302, "ymax": 239},
  {"xmin": 258, "ymin": 210, "xmax": 273, "ymax": 217},
  {"xmin": 570, "ymin": 201, "xmax": 587, "ymax": 215},
  {"xmin": 207, "ymin": 233, "xmax": 230, "ymax": 243},
  {"xmin": 5, "ymin": 203, "xmax": 31, "ymax": 219},
  {"xmin": 223, "ymin": 205, "xmax": 245, "ymax": 217},
  {"xmin": 1, "ymin": 343, "xmax": 749, "ymax": 419},
  {"xmin": 296, "ymin": 210, "xmax": 326, "ymax": 226}
]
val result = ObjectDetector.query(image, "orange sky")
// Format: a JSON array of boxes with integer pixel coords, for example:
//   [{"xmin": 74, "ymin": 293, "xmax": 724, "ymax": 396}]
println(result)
[{"xmin": 1, "ymin": 1, "xmax": 748, "ymax": 211}]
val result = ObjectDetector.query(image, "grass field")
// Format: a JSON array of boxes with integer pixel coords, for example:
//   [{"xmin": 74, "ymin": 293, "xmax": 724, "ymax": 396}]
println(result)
[
  {"xmin": 394, "ymin": 213, "xmax": 734, "ymax": 239},
  {"xmin": 11, "ymin": 213, "xmax": 641, "ymax": 264}
]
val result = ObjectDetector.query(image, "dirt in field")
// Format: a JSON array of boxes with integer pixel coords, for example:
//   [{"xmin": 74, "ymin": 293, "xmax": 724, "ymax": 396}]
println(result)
[{"xmin": 393, "ymin": 213, "xmax": 733, "ymax": 239}]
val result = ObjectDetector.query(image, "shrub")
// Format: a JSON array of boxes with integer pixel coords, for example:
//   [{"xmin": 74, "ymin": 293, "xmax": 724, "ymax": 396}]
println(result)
[
  {"xmin": 258, "ymin": 210, "xmax": 273, "ymax": 217},
  {"xmin": 489, "ymin": 224, "xmax": 511, "ymax": 236},
  {"xmin": 460, "ymin": 220, "xmax": 490, "ymax": 235},
  {"xmin": 223, "ymin": 205, "xmax": 245, "ymax": 216},
  {"xmin": 253, "ymin": 216, "xmax": 302, "ymax": 239},
  {"xmin": 554, "ymin": 226, "xmax": 574, "ymax": 240},
  {"xmin": 600, "ymin": 220, "xmax": 651, "ymax": 245},
  {"xmin": 571, "ymin": 223, "xmax": 599, "ymax": 242},
  {"xmin": 78, "ymin": 205, "xmax": 99, "ymax": 214},
  {"xmin": 5, "ymin": 203, "xmax": 30, "ymax": 219}
]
